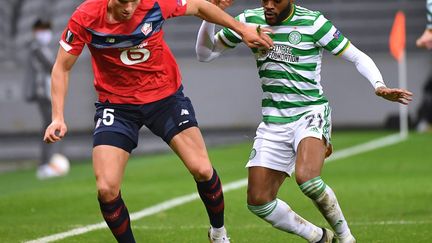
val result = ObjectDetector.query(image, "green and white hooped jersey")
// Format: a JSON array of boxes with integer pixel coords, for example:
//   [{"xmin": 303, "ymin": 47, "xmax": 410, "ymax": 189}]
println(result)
[{"xmin": 217, "ymin": 5, "xmax": 350, "ymax": 123}]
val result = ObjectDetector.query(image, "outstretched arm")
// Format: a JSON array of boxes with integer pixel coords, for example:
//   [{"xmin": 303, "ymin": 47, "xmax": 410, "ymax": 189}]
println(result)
[
  {"xmin": 340, "ymin": 43, "xmax": 413, "ymax": 105},
  {"xmin": 186, "ymin": 0, "xmax": 272, "ymax": 49},
  {"xmin": 43, "ymin": 48, "xmax": 78, "ymax": 143}
]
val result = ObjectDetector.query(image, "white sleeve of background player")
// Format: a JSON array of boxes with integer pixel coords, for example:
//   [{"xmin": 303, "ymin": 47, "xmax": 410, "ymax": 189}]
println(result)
[
  {"xmin": 195, "ymin": 21, "xmax": 230, "ymax": 62},
  {"xmin": 427, "ymin": 0, "xmax": 432, "ymax": 29},
  {"xmin": 340, "ymin": 43, "xmax": 386, "ymax": 89}
]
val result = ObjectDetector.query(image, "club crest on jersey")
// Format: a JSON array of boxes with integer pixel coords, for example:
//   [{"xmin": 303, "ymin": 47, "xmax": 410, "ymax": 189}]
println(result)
[
  {"xmin": 288, "ymin": 31, "xmax": 302, "ymax": 45},
  {"xmin": 65, "ymin": 29, "xmax": 74, "ymax": 43},
  {"xmin": 141, "ymin": 22, "xmax": 153, "ymax": 36},
  {"xmin": 249, "ymin": 149, "xmax": 257, "ymax": 160}
]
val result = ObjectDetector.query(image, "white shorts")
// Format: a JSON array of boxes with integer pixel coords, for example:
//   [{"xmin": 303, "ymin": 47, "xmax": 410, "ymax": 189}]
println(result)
[{"xmin": 246, "ymin": 104, "xmax": 332, "ymax": 176}]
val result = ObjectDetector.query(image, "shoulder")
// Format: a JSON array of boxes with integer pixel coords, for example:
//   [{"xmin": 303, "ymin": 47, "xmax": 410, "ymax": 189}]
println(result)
[
  {"xmin": 293, "ymin": 5, "xmax": 323, "ymax": 25},
  {"xmin": 243, "ymin": 7, "xmax": 264, "ymax": 18},
  {"xmin": 294, "ymin": 5, "xmax": 321, "ymax": 19},
  {"xmin": 242, "ymin": 7, "xmax": 265, "ymax": 24},
  {"xmin": 71, "ymin": 0, "xmax": 104, "ymax": 27},
  {"xmin": 294, "ymin": 5, "xmax": 331, "ymax": 30}
]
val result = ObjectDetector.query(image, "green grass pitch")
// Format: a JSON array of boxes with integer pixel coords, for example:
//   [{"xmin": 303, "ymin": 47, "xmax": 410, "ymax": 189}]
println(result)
[{"xmin": 0, "ymin": 131, "xmax": 431, "ymax": 242}]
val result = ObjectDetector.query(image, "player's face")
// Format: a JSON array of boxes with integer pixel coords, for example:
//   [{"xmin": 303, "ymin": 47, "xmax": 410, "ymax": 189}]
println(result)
[
  {"xmin": 110, "ymin": 0, "xmax": 140, "ymax": 21},
  {"xmin": 262, "ymin": 0, "xmax": 293, "ymax": 26}
]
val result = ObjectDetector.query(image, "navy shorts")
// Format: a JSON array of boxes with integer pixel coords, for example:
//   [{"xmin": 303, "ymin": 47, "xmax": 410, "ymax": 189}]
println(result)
[{"xmin": 93, "ymin": 86, "xmax": 198, "ymax": 153}]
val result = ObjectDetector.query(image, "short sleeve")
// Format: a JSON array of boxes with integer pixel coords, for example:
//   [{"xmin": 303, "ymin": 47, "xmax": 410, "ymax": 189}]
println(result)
[
  {"xmin": 312, "ymin": 14, "xmax": 350, "ymax": 56},
  {"xmin": 157, "ymin": 0, "xmax": 187, "ymax": 19},
  {"xmin": 216, "ymin": 13, "xmax": 245, "ymax": 48},
  {"xmin": 59, "ymin": 12, "xmax": 91, "ymax": 56}
]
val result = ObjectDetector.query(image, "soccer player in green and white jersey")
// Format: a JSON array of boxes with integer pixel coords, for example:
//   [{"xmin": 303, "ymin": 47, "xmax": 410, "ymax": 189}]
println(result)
[{"xmin": 196, "ymin": 0, "xmax": 413, "ymax": 242}]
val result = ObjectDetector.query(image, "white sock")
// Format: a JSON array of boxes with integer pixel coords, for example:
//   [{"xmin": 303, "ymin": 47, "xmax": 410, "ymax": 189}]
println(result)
[
  {"xmin": 210, "ymin": 225, "xmax": 227, "ymax": 238},
  {"xmin": 300, "ymin": 177, "xmax": 352, "ymax": 237},
  {"xmin": 314, "ymin": 186, "xmax": 352, "ymax": 237},
  {"xmin": 249, "ymin": 199, "xmax": 323, "ymax": 242}
]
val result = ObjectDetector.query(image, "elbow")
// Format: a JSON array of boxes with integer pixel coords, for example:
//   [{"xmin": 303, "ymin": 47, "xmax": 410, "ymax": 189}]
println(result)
[
  {"xmin": 195, "ymin": 49, "xmax": 216, "ymax": 62},
  {"xmin": 196, "ymin": 54, "xmax": 213, "ymax": 63}
]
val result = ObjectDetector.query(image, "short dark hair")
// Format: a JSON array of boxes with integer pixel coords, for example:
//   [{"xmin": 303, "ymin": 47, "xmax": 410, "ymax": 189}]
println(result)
[{"xmin": 32, "ymin": 19, "xmax": 52, "ymax": 30}]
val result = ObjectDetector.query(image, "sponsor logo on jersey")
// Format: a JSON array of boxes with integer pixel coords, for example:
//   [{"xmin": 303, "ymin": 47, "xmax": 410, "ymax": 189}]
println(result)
[
  {"xmin": 141, "ymin": 23, "xmax": 153, "ymax": 36},
  {"xmin": 65, "ymin": 29, "xmax": 74, "ymax": 43},
  {"xmin": 333, "ymin": 30, "xmax": 341, "ymax": 40},
  {"xmin": 288, "ymin": 31, "xmax": 302, "ymax": 45},
  {"xmin": 106, "ymin": 37, "xmax": 116, "ymax": 43},
  {"xmin": 257, "ymin": 44, "xmax": 299, "ymax": 63}
]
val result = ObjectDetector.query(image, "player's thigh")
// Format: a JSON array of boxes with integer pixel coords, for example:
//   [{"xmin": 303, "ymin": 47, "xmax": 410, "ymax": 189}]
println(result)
[
  {"xmin": 144, "ymin": 87, "xmax": 210, "ymax": 179},
  {"xmin": 93, "ymin": 145, "xmax": 130, "ymax": 188},
  {"xmin": 170, "ymin": 127, "xmax": 212, "ymax": 181},
  {"xmin": 295, "ymin": 137, "xmax": 326, "ymax": 183},
  {"xmin": 145, "ymin": 86, "xmax": 198, "ymax": 145},
  {"xmin": 247, "ymin": 166, "xmax": 287, "ymax": 205},
  {"xmin": 293, "ymin": 105, "xmax": 332, "ymax": 184},
  {"xmin": 92, "ymin": 103, "xmax": 140, "ymax": 197}
]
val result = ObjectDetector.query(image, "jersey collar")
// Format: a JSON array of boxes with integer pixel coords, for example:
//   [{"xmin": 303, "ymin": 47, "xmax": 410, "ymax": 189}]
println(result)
[{"xmin": 281, "ymin": 4, "xmax": 296, "ymax": 24}]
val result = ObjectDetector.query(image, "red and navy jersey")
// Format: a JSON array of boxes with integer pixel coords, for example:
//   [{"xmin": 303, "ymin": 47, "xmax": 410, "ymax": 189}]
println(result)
[{"xmin": 60, "ymin": 0, "xmax": 187, "ymax": 104}]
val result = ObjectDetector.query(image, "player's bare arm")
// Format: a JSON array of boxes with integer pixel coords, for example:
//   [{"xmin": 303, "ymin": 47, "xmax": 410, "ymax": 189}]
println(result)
[
  {"xmin": 207, "ymin": 0, "xmax": 233, "ymax": 10},
  {"xmin": 44, "ymin": 48, "xmax": 78, "ymax": 143},
  {"xmin": 186, "ymin": 0, "xmax": 273, "ymax": 49}
]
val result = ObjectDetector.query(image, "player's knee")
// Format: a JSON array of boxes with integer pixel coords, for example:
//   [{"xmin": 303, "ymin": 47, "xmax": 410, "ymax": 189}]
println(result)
[
  {"xmin": 295, "ymin": 168, "xmax": 318, "ymax": 185},
  {"xmin": 247, "ymin": 199, "xmax": 277, "ymax": 219},
  {"xmin": 247, "ymin": 189, "xmax": 274, "ymax": 206},
  {"xmin": 96, "ymin": 181, "xmax": 120, "ymax": 202},
  {"xmin": 189, "ymin": 163, "xmax": 213, "ymax": 181}
]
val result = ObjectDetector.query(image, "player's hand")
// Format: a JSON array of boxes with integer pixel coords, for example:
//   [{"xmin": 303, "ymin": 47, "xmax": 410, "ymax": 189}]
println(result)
[
  {"xmin": 208, "ymin": 0, "xmax": 233, "ymax": 10},
  {"xmin": 416, "ymin": 29, "xmax": 432, "ymax": 50},
  {"xmin": 44, "ymin": 119, "xmax": 68, "ymax": 143},
  {"xmin": 375, "ymin": 86, "xmax": 413, "ymax": 105},
  {"xmin": 239, "ymin": 24, "xmax": 273, "ymax": 49}
]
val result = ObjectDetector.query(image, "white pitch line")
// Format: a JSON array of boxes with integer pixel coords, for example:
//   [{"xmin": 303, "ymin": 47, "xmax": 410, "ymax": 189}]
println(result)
[
  {"xmin": 131, "ymin": 219, "xmax": 432, "ymax": 230},
  {"xmin": 24, "ymin": 133, "xmax": 405, "ymax": 243},
  {"xmin": 325, "ymin": 133, "xmax": 405, "ymax": 162}
]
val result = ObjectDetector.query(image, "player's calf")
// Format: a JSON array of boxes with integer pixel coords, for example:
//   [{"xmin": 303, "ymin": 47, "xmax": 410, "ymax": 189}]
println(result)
[
  {"xmin": 98, "ymin": 192, "xmax": 135, "ymax": 243},
  {"xmin": 196, "ymin": 168, "xmax": 225, "ymax": 228}
]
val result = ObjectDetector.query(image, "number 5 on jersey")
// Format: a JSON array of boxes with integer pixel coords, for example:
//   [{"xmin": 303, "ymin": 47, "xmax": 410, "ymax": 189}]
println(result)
[
  {"xmin": 102, "ymin": 108, "xmax": 115, "ymax": 126},
  {"xmin": 95, "ymin": 108, "xmax": 114, "ymax": 129}
]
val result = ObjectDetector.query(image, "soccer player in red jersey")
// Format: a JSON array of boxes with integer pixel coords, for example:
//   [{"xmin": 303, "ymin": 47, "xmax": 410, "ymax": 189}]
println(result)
[{"xmin": 43, "ymin": 0, "xmax": 273, "ymax": 242}]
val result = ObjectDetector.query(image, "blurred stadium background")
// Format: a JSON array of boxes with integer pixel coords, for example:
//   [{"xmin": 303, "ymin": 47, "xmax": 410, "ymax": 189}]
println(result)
[
  {"xmin": 0, "ymin": 0, "xmax": 431, "ymax": 242},
  {"xmin": 0, "ymin": 0, "xmax": 430, "ymax": 163}
]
